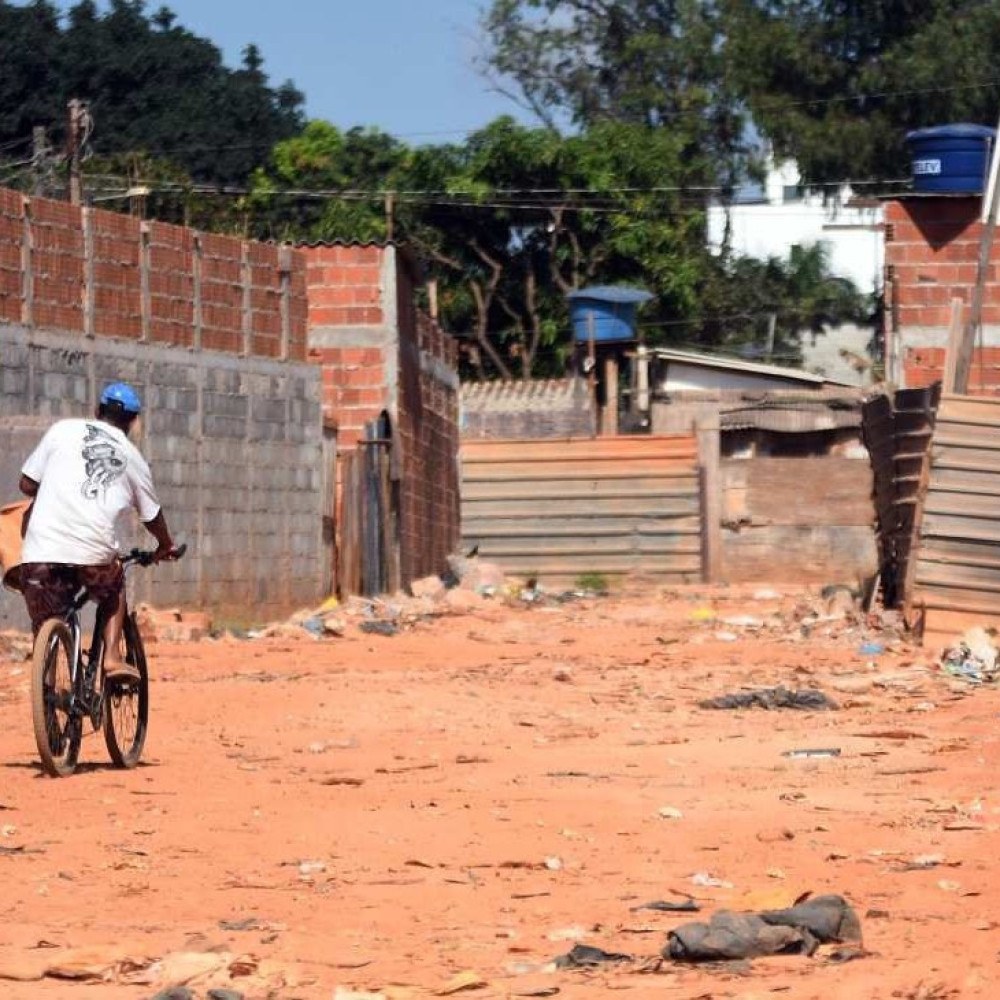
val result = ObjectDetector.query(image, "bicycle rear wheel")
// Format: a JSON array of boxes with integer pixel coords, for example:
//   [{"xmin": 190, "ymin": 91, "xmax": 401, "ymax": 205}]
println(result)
[
  {"xmin": 103, "ymin": 612, "xmax": 149, "ymax": 768},
  {"xmin": 31, "ymin": 619, "xmax": 82, "ymax": 777}
]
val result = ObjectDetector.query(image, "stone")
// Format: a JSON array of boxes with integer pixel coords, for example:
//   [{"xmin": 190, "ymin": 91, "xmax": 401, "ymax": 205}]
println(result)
[
  {"xmin": 443, "ymin": 589, "xmax": 485, "ymax": 612},
  {"xmin": 411, "ymin": 575, "xmax": 446, "ymax": 600}
]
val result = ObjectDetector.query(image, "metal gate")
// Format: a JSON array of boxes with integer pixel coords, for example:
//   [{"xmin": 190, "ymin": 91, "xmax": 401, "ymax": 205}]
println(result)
[
  {"xmin": 339, "ymin": 416, "xmax": 400, "ymax": 597},
  {"xmin": 460, "ymin": 435, "xmax": 701, "ymax": 587}
]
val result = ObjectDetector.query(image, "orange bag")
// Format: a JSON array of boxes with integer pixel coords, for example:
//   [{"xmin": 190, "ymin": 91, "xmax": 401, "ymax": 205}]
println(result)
[{"xmin": 0, "ymin": 499, "xmax": 31, "ymax": 593}]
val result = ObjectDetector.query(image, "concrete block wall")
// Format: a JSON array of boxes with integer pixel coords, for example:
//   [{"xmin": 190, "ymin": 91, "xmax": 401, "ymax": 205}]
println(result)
[
  {"xmin": 885, "ymin": 197, "xmax": 1000, "ymax": 391},
  {"xmin": 0, "ymin": 325, "xmax": 325, "ymax": 627}
]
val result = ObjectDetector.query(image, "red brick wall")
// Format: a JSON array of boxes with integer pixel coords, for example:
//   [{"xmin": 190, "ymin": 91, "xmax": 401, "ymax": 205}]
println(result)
[
  {"xmin": 148, "ymin": 221, "xmax": 195, "ymax": 347},
  {"xmin": 395, "ymin": 261, "xmax": 460, "ymax": 583},
  {"xmin": 304, "ymin": 244, "xmax": 391, "ymax": 441},
  {"xmin": 249, "ymin": 241, "xmax": 282, "ymax": 358},
  {"xmin": 306, "ymin": 244, "xmax": 384, "ymax": 329},
  {"xmin": 304, "ymin": 243, "xmax": 461, "ymax": 586},
  {"xmin": 200, "ymin": 231, "xmax": 244, "ymax": 354},
  {"xmin": 0, "ymin": 188, "xmax": 22, "ymax": 324},
  {"xmin": 886, "ymin": 198, "xmax": 1000, "ymax": 390},
  {"xmin": 32, "ymin": 197, "xmax": 84, "ymax": 332},
  {"xmin": 91, "ymin": 210, "xmax": 141, "ymax": 339},
  {"xmin": 905, "ymin": 346, "xmax": 1000, "ymax": 396},
  {"xmin": 0, "ymin": 186, "xmax": 307, "ymax": 361}
]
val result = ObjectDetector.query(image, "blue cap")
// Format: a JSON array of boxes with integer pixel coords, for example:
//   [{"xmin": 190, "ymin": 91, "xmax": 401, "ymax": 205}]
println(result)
[{"xmin": 100, "ymin": 382, "xmax": 142, "ymax": 415}]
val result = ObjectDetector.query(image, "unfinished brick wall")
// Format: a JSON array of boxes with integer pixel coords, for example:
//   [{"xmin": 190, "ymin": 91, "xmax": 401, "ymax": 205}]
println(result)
[
  {"xmin": 397, "ymin": 310, "xmax": 460, "ymax": 583},
  {"xmin": 304, "ymin": 242, "xmax": 460, "ymax": 587},
  {"xmin": 306, "ymin": 243, "xmax": 384, "ymax": 330},
  {"xmin": 0, "ymin": 188, "xmax": 22, "ymax": 324},
  {"xmin": 147, "ymin": 221, "xmax": 195, "ymax": 347},
  {"xmin": 91, "ymin": 210, "xmax": 142, "ymax": 339},
  {"xmin": 305, "ymin": 244, "xmax": 391, "ymax": 443},
  {"xmin": 32, "ymin": 197, "xmax": 84, "ymax": 332},
  {"xmin": 885, "ymin": 197, "xmax": 1000, "ymax": 391},
  {"xmin": 0, "ymin": 186, "xmax": 307, "ymax": 361}
]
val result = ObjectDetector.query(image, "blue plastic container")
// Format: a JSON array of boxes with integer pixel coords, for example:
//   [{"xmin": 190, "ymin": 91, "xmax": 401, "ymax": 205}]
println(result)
[
  {"xmin": 905, "ymin": 124, "xmax": 996, "ymax": 194},
  {"xmin": 567, "ymin": 286, "xmax": 653, "ymax": 343}
]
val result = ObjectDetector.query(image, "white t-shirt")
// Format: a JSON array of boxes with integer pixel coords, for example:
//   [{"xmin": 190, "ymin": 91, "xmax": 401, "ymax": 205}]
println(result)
[{"xmin": 21, "ymin": 418, "xmax": 162, "ymax": 566}]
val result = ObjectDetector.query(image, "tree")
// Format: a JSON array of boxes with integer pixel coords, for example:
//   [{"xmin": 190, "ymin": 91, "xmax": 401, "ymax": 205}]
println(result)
[
  {"xmin": 0, "ymin": 0, "xmax": 304, "ymax": 185},
  {"xmin": 725, "ymin": 0, "xmax": 1000, "ymax": 183},
  {"xmin": 696, "ymin": 243, "xmax": 872, "ymax": 363},
  {"xmin": 247, "ymin": 121, "xmax": 405, "ymax": 242},
  {"xmin": 483, "ymin": 0, "xmax": 751, "ymax": 190}
]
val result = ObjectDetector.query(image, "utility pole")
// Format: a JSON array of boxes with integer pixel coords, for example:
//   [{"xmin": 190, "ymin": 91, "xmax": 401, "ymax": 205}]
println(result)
[
  {"xmin": 66, "ymin": 99, "xmax": 90, "ymax": 206},
  {"xmin": 954, "ymin": 118, "xmax": 1000, "ymax": 393},
  {"xmin": 31, "ymin": 126, "xmax": 49, "ymax": 197},
  {"xmin": 384, "ymin": 191, "xmax": 395, "ymax": 241}
]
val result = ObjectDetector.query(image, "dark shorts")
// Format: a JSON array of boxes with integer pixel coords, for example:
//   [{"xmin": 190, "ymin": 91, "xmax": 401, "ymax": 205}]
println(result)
[{"xmin": 20, "ymin": 562, "xmax": 124, "ymax": 634}]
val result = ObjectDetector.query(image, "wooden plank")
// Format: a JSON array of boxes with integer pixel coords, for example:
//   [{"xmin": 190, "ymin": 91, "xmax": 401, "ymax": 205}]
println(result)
[
  {"xmin": 941, "ymin": 296, "xmax": 965, "ymax": 394},
  {"xmin": 737, "ymin": 457, "xmax": 874, "ymax": 526},
  {"xmin": 721, "ymin": 525, "xmax": 878, "ymax": 584},
  {"xmin": 461, "ymin": 436, "xmax": 697, "ymax": 462},
  {"xmin": 697, "ymin": 417, "xmax": 721, "ymax": 584},
  {"xmin": 464, "ymin": 497, "xmax": 700, "ymax": 523},
  {"xmin": 460, "ymin": 432, "xmax": 701, "ymax": 585},
  {"xmin": 462, "ymin": 515, "xmax": 702, "ymax": 538}
]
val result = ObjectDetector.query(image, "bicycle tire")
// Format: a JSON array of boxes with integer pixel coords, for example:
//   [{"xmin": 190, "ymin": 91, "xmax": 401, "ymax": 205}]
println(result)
[
  {"xmin": 31, "ymin": 618, "xmax": 82, "ymax": 777},
  {"xmin": 103, "ymin": 612, "xmax": 149, "ymax": 768}
]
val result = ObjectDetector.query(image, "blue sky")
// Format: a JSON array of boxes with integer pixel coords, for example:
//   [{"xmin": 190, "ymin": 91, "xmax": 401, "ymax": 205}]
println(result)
[{"xmin": 34, "ymin": 0, "xmax": 532, "ymax": 141}]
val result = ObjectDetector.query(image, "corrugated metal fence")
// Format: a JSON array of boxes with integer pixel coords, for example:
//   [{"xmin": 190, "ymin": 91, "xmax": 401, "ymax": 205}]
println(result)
[
  {"xmin": 862, "ymin": 385, "xmax": 939, "ymax": 607},
  {"xmin": 460, "ymin": 435, "xmax": 702, "ymax": 587},
  {"xmin": 911, "ymin": 393, "xmax": 1000, "ymax": 643}
]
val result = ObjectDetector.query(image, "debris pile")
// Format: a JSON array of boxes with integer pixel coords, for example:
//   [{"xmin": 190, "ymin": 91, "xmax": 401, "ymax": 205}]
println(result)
[
  {"xmin": 0, "ymin": 630, "xmax": 31, "ymax": 662},
  {"xmin": 227, "ymin": 555, "xmax": 607, "ymax": 643},
  {"xmin": 939, "ymin": 627, "xmax": 1000, "ymax": 684},
  {"xmin": 136, "ymin": 606, "xmax": 213, "ymax": 643}
]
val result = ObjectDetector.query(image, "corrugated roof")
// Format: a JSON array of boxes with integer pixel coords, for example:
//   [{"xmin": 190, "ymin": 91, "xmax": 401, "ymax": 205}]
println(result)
[
  {"xmin": 567, "ymin": 286, "xmax": 654, "ymax": 304},
  {"xmin": 651, "ymin": 347, "xmax": 855, "ymax": 386},
  {"xmin": 461, "ymin": 377, "xmax": 590, "ymax": 414}
]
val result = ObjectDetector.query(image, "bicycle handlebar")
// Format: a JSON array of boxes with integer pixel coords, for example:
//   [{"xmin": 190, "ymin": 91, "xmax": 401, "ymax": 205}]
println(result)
[{"xmin": 122, "ymin": 543, "xmax": 187, "ymax": 568}]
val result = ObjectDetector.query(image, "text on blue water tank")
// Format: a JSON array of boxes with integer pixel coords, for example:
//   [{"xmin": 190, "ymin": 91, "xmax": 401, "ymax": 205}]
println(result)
[{"xmin": 913, "ymin": 159, "xmax": 942, "ymax": 176}]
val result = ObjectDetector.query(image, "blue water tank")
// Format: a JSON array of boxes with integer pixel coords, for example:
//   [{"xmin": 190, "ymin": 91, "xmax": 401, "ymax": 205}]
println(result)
[
  {"xmin": 568, "ymin": 286, "xmax": 653, "ymax": 343},
  {"xmin": 906, "ymin": 124, "xmax": 996, "ymax": 194}
]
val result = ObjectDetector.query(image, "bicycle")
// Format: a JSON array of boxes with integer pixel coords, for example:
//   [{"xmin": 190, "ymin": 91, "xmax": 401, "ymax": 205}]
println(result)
[{"xmin": 30, "ymin": 545, "xmax": 186, "ymax": 777}]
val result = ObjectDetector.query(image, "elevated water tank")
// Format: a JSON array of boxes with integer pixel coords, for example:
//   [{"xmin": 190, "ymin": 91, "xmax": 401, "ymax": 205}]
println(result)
[
  {"xmin": 568, "ymin": 286, "xmax": 653, "ymax": 344},
  {"xmin": 906, "ymin": 124, "xmax": 996, "ymax": 194}
]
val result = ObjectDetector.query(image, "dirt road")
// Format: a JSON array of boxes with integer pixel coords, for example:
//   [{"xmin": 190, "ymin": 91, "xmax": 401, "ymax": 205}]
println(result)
[{"xmin": 0, "ymin": 585, "xmax": 997, "ymax": 999}]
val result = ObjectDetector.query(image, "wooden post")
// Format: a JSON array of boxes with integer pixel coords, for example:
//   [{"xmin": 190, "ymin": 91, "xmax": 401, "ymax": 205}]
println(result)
[
  {"xmin": 955, "ymin": 122, "xmax": 1000, "ymax": 393},
  {"xmin": 697, "ymin": 416, "xmax": 722, "ymax": 583},
  {"xmin": 66, "ymin": 99, "xmax": 84, "ymax": 206},
  {"xmin": 602, "ymin": 353, "xmax": 619, "ymax": 435},
  {"xmin": 278, "ymin": 244, "xmax": 293, "ymax": 361},
  {"xmin": 139, "ymin": 221, "xmax": 151, "ymax": 343},
  {"xmin": 81, "ymin": 207, "xmax": 94, "ymax": 337},
  {"xmin": 942, "ymin": 297, "xmax": 965, "ymax": 394},
  {"xmin": 587, "ymin": 311, "xmax": 598, "ymax": 432},
  {"xmin": 240, "ymin": 241, "xmax": 252, "ymax": 356}
]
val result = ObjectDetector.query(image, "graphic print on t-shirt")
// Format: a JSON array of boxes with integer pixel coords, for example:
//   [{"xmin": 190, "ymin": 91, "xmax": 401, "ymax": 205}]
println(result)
[{"xmin": 81, "ymin": 423, "xmax": 127, "ymax": 499}]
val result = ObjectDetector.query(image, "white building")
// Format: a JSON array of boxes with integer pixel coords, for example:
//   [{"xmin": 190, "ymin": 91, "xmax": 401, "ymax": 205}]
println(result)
[{"xmin": 706, "ymin": 160, "xmax": 884, "ymax": 386}]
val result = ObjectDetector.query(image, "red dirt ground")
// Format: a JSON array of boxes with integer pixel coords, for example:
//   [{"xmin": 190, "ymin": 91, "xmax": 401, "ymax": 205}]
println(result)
[{"xmin": 0, "ymin": 584, "xmax": 996, "ymax": 999}]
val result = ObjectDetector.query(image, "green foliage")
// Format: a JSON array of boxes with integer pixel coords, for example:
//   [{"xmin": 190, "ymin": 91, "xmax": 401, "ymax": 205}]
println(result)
[
  {"xmin": 0, "ymin": 0, "xmax": 303, "ymax": 185},
  {"xmin": 694, "ymin": 244, "xmax": 873, "ymax": 363},
  {"xmin": 725, "ymin": 0, "xmax": 1000, "ymax": 183}
]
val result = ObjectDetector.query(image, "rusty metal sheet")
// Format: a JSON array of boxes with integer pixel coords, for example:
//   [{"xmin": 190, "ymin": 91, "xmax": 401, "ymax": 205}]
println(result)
[
  {"xmin": 912, "ymin": 392, "xmax": 1000, "ymax": 628},
  {"xmin": 460, "ymin": 434, "xmax": 701, "ymax": 585}
]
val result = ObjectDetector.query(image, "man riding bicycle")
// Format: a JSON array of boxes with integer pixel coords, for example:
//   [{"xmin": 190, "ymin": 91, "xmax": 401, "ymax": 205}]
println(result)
[{"xmin": 18, "ymin": 382, "xmax": 180, "ymax": 681}]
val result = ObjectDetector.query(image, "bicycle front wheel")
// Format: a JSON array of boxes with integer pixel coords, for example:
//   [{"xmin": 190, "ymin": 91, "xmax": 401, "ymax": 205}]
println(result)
[
  {"xmin": 31, "ymin": 618, "xmax": 82, "ymax": 777},
  {"xmin": 103, "ymin": 612, "xmax": 149, "ymax": 768}
]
